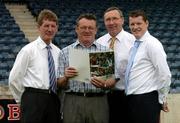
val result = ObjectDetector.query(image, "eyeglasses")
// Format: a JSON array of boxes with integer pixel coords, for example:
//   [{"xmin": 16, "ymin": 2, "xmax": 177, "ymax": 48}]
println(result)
[{"xmin": 79, "ymin": 26, "xmax": 95, "ymax": 31}]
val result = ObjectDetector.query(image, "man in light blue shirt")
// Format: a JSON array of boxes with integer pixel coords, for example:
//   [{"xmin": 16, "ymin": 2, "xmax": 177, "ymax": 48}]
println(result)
[{"xmin": 58, "ymin": 13, "xmax": 116, "ymax": 123}]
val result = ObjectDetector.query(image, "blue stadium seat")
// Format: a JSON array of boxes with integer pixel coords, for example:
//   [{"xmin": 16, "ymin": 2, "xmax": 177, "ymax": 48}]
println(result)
[
  {"xmin": 167, "ymin": 53, "xmax": 175, "ymax": 62},
  {"xmin": 166, "ymin": 45, "xmax": 177, "ymax": 53},
  {"xmin": 175, "ymin": 53, "xmax": 180, "ymax": 61}
]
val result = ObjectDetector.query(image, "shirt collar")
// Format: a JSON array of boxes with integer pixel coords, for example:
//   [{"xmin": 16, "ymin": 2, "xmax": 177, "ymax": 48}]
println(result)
[
  {"xmin": 136, "ymin": 30, "xmax": 150, "ymax": 42},
  {"xmin": 37, "ymin": 36, "xmax": 53, "ymax": 49},
  {"xmin": 107, "ymin": 29, "xmax": 125, "ymax": 43},
  {"xmin": 73, "ymin": 39, "xmax": 97, "ymax": 48}
]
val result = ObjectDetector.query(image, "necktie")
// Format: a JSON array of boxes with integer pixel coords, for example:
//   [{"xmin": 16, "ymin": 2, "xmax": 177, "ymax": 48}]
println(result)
[
  {"xmin": 109, "ymin": 37, "xmax": 116, "ymax": 50},
  {"xmin": 125, "ymin": 40, "xmax": 141, "ymax": 93},
  {"xmin": 46, "ymin": 45, "xmax": 57, "ymax": 93}
]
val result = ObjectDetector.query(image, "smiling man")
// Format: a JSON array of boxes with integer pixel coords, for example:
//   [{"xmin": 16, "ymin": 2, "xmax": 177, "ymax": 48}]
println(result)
[
  {"xmin": 96, "ymin": 7, "xmax": 135, "ymax": 123},
  {"xmin": 9, "ymin": 9, "xmax": 61, "ymax": 123},
  {"xmin": 57, "ymin": 13, "xmax": 114, "ymax": 123},
  {"xmin": 125, "ymin": 9, "xmax": 171, "ymax": 123}
]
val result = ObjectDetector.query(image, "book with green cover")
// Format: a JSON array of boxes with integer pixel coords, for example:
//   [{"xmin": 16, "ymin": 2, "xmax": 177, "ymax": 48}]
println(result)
[{"xmin": 69, "ymin": 48, "xmax": 114, "ymax": 83}]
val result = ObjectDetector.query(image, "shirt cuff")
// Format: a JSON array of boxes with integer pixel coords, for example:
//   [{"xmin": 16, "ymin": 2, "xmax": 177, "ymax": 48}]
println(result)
[{"xmin": 158, "ymin": 86, "xmax": 170, "ymax": 104}]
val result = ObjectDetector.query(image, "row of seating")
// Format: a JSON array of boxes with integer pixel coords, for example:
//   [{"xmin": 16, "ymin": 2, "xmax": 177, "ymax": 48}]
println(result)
[{"xmin": 0, "ymin": 2, "xmax": 28, "ymax": 85}]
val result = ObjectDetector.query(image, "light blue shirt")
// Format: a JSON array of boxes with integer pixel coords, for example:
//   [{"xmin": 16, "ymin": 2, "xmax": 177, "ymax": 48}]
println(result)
[{"xmin": 58, "ymin": 40, "xmax": 111, "ymax": 93}]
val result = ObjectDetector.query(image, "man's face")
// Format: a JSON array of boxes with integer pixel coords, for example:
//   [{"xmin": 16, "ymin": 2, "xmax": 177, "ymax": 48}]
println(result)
[
  {"xmin": 104, "ymin": 10, "xmax": 124, "ymax": 37},
  {"xmin": 129, "ymin": 16, "xmax": 148, "ymax": 39},
  {"xmin": 76, "ymin": 18, "xmax": 97, "ymax": 45},
  {"xmin": 38, "ymin": 19, "xmax": 58, "ymax": 44}
]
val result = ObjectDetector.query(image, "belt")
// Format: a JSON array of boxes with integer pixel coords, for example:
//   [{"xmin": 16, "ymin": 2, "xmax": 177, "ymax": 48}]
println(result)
[
  {"xmin": 25, "ymin": 87, "xmax": 55, "ymax": 94},
  {"xmin": 127, "ymin": 91, "xmax": 157, "ymax": 97},
  {"xmin": 66, "ymin": 92, "xmax": 105, "ymax": 97},
  {"xmin": 108, "ymin": 90, "xmax": 125, "ymax": 95}
]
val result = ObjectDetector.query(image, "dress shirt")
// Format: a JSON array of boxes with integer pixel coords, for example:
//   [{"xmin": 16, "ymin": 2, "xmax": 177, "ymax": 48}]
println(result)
[
  {"xmin": 58, "ymin": 40, "xmax": 111, "ymax": 93},
  {"xmin": 9, "ymin": 36, "xmax": 61, "ymax": 103},
  {"xmin": 126, "ymin": 31, "xmax": 171, "ymax": 104},
  {"xmin": 96, "ymin": 29, "xmax": 135, "ymax": 90}
]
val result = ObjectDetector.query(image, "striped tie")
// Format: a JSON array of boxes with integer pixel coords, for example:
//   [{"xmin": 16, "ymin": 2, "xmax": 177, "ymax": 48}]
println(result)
[
  {"xmin": 125, "ymin": 40, "xmax": 141, "ymax": 94},
  {"xmin": 46, "ymin": 45, "xmax": 57, "ymax": 93}
]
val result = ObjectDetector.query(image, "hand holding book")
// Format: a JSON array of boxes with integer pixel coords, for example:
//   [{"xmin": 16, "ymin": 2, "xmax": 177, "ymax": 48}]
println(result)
[{"xmin": 91, "ymin": 76, "xmax": 116, "ymax": 88}]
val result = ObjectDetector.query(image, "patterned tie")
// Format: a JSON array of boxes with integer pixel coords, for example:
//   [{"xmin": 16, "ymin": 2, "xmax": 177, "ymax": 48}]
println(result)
[
  {"xmin": 109, "ymin": 37, "xmax": 116, "ymax": 50},
  {"xmin": 125, "ymin": 40, "xmax": 141, "ymax": 94},
  {"xmin": 46, "ymin": 45, "xmax": 57, "ymax": 93}
]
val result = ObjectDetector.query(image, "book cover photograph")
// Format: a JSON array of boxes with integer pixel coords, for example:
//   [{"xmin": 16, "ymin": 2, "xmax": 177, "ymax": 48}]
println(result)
[{"xmin": 69, "ymin": 48, "xmax": 114, "ymax": 83}]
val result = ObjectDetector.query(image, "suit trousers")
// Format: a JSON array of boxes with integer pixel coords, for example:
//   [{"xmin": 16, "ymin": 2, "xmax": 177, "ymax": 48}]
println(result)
[
  {"xmin": 62, "ymin": 93, "xmax": 109, "ymax": 123},
  {"xmin": 20, "ymin": 87, "xmax": 61, "ymax": 123},
  {"xmin": 107, "ymin": 90, "xmax": 127, "ymax": 123},
  {"xmin": 127, "ymin": 91, "xmax": 161, "ymax": 123}
]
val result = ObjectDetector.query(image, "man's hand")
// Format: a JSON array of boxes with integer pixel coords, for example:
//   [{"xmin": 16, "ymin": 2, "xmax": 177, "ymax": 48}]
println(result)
[
  {"xmin": 91, "ymin": 76, "xmax": 116, "ymax": 89},
  {"xmin": 57, "ymin": 67, "xmax": 78, "ymax": 87},
  {"xmin": 162, "ymin": 102, "xmax": 169, "ymax": 112},
  {"xmin": 65, "ymin": 67, "xmax": 78, "ymax": 78},
  {"xmin": 91, "ymin": 76, "xmax": 105, "ymax": 88},
  {"xmin": 105, "ymin": 78, "xmax": 116, "ymax": 88}
]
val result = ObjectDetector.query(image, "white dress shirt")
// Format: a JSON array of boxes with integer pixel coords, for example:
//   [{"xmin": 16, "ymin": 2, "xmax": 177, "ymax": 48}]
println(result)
[
  {"xmin": 126, "ymin": 31, "xmax": 171, "ymax": 104},
  {"xmin": 9, "ymin": 36, "xmax": 61, "ymax": 103},
  {"xmin": 96, "ymin": 29, "xmax": 135, "ymax": 90}
]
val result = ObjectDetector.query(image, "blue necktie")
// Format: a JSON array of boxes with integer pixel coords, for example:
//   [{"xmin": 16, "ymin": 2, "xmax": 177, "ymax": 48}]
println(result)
[
  {"xmin": 125, "ymin": 40, "xmax": 141, "ymax": 94},
  {"xmin": 46, "ymin": 45, "xmax": 57, "ymax": 93}
]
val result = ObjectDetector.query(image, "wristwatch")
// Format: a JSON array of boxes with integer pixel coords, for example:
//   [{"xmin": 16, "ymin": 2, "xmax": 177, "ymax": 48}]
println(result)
[{"xmin": 115, "ymin": 78, "xmax": 120, "ymax": 83}]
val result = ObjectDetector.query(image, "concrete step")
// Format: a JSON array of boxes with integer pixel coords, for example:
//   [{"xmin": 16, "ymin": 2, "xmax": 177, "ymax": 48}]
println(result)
[{"xmin": 5, "ymin": 3, "xmax": 39, "ymax": 42}]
